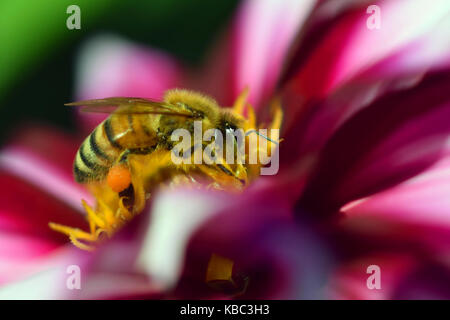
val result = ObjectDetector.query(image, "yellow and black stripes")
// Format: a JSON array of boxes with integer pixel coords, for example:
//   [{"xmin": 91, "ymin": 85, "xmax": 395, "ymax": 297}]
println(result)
[
  {"xmin": 74, "ymin": 138, "xmax": 110, "ymax": 183},
  {"xmin": 104, "ymin": 117, "xmax": 123, "ymax": 149},
  {"xmin": 73, "ymin": 121, "xmax": 120, "ymax": 183},
  {"xmin": 89, "ymin": 127, "xmax": 110, "ymax": 161},
  {"xmin": 74, "ymin": 115, "xmax": 158, "ymax": 184}
]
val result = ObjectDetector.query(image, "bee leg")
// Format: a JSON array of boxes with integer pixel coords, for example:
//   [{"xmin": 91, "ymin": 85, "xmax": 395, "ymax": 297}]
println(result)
[
  {"xmin": 108, "ymin": 148, "xmax": 152, "ymax": 193},
  {"xmin": 108, "ymin": 147, "xmax": 154, "ymax": 189},
  {"xmin": 197, "ymin": 162, "xmax": 247, "ymax": 190},
  {"xmin": 106, "ymin": 147, "xmax": 155, "ymax": 217},
  {"xmin": 118, "ymin": 149, "xmax": 132, "ymax": 164},
  {"xmin": 107, "ymin": 164, "xmax": 132, "ymax": 193},
  {"xmin": 118, "ymin": 146, "xmax": 156, "ymax": 164},
  {"xmin": 118, "ymin": 183, "xmax": 135, "ymax": 212}
]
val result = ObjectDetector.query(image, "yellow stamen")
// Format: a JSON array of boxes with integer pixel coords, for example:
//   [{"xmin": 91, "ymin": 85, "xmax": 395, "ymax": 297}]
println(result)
[
  {"xmin": 70, "ymin": 235, "xmax": 95, "ymax": 252},
  {"xmin": 49, "ymin": 222, "xmax": 96, "ymax": 241},
  {"xmin": 206, "ymin": 253, "xmax": 234, "ymax": 283},
  {"xmin": 246, "ymin": 103, "xmax": 257, "ymax": 129},
  {"xmin": 82, "ymin": 200, "xmax": 106, "ymax": 230},
  {"xmin": 232, "ymin": 86, "xmax": 249, "ymax": 115},
  {"xmin": 206, "ymin": 253, "xmax": 249, "ymax": 296},
  {"xmin": 269, "ymin": 97, "xmax": 283, "ymax": 131}
]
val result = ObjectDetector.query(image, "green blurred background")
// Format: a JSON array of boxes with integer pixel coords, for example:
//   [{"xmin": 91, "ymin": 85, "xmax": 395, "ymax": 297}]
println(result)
[{"xmin": 0, "ymin": 0, "xmax": 239, "ymax": 143}]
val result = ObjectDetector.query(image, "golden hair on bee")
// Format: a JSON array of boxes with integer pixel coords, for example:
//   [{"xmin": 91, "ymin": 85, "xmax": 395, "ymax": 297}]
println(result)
[
  {"xmin": 220, "ymin": 109, "xmax": 245, "ymax": 129},
  {"xmin": 164, "ymin": 89, "xmax": 221, "ymax": 127}
]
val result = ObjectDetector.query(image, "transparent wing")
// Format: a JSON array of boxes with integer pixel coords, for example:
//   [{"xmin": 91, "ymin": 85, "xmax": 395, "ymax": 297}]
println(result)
[{"xmin": 65, "ymin": 97, "xmax": 194, "ymax": 117}]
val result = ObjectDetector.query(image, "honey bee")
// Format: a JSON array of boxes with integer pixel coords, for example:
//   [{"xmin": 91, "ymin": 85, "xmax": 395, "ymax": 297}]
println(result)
[
  {"xmin": 68, "ymin": 89, "xmax": 249, "ymax": 196},
  {"xmin": 50, "ymin": 88, "xmax": 282, "ymax": 251}
]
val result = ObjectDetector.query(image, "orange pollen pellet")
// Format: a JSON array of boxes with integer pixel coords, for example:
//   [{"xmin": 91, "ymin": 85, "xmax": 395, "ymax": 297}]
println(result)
[{"xmin": 107, "ymin": 165, "xmax": 132, "ymax": 193}]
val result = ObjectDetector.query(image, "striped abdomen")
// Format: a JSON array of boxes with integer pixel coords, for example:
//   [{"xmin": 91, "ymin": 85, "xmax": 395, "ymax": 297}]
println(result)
[{"xmin": 74, "ymin": 114, "xmax": 157, "ymax": 183}]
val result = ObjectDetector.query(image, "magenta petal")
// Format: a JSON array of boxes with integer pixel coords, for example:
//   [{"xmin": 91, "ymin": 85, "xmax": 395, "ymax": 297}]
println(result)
[
  {"xmin": 129, "ymin": 188, "xmax": 329, "ymax": 299},
  {"xmin": 134, "ymin": 190, "xmax": 228, "ymax": 291},
  {"xmin": 392, "ymin": 263, "xmax": 450, "ymax": 299},
  {"xmin": 324, "ymin": 216, "xmax": 450, "ymax": 299},
  {"xmin": 231, "ymin": 0, "xmax": 316, "ymax": 108},
  {"xmin": 289, "ymin": 0, "xmax": 450, "ymax": 99},
  {"xmin": 182, "ymin": 213, "xmax": 329, "ymax": 299},
  {"xmin": 0, "ymin": 233, "xmax": 58, "ymax": 277},
  {"xmin": 280, "ymin": 0, "xmax": 450, "ymax": 158},
  {"xmin": 75, "ymin": 35, "xmax": 182, "ymax": 130},
  {"xmin": 0, "ymin": 248, "xmax": 89, "ymax": 299},
  {"xmin": 327, "ymin": 253, "xmax": 418, "ymax": 300},
  {"xmin": 342, "ymin": 155, "xmax": 450, "ymax": 233},
  {"xmin": 0, "ymin": 147, "xmax": 91, "ymax": 213},
  {"xmin": 0, "ymin": 170, "xmax": 88, "ymax": 246},
  {"xmin": 297, "ymin": 72, "xmax": 450, "ymax": 217},
  {"xmin": 0, "ymin": 125, "xmax": 91, "ymax": 212}
]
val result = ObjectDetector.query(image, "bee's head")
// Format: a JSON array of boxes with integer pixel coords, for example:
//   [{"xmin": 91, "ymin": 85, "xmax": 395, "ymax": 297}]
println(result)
[{"xmin": 219, "ymin": 110, "xmax": 245, "ymax": 136}]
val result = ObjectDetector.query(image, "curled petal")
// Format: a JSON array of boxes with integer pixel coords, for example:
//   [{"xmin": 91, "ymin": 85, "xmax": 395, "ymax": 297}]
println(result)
[
  {"xmin": 0, "ymin": 147, "xmax": 90, "ymax": 213},
  {"xmin": 341, "ymin": 154, "xmax": 450, "ymax": 253},
  {"xmin": 280, "ymin": 0, "xmax": 450, "ymax": 162},
  {"xmin": 297, "ymin": 72, "xmax": 450, "ymax": 217}
]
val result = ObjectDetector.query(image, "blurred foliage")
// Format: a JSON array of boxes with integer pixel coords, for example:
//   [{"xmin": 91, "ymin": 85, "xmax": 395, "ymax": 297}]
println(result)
[{"xmin": 0, "ymin": 0, "xmax": 239, "ymax": 142}]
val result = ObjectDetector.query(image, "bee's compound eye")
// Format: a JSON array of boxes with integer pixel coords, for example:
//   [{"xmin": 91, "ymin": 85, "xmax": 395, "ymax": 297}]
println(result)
[{"xmin": 107, "ymin": 165, "xmax": 132, "ymax": 193}]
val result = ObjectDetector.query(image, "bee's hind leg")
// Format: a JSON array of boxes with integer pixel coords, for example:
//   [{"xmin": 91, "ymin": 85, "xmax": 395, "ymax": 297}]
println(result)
[
  {"xmin": 108, "ymin": 147, "xmax": 155, "ymax": 193},
  {"xmin": 108, "ymin": 146, "xmax": 156, "ymax": 214}
]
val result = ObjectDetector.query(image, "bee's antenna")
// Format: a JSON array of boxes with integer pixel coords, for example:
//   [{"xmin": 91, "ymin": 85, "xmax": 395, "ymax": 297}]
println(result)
[{"xmin": 245, "ymin": 130, "xmax": 280, "ymax": 145}]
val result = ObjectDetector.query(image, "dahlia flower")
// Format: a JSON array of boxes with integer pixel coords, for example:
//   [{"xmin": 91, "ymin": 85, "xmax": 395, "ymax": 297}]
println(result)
[{"xmin": 0, "ymin": 0, "xmax": 449, "ymax": 299}]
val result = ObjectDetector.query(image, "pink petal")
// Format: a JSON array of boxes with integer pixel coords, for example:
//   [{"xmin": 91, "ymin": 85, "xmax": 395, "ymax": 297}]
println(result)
[
  {"xmin": 66, "ymin": 273, "xmax": 164, "ymax": 299},
  {"xmin": 321, "ymin": 213, "xmax": 450, "ymax": 299},
  {"xmin": 392, "ymin": 263, "xmax": 450, "ymax": 299},
  {"xmin": 0, "ymin": 127, "xmax": 91, "ymax": 284},
  {"xmin": 336, "ymin": 0, "xmax": 450, "ymax": 85},
  {"xmin": 0, "ymin": 170, "xmax": 88, "ymax": 247},
  {"xmin": 0, "ymin": 232, "xmax": 66, "ymax": 287},
  {"xmin": 342, "ymin": 155, "xmax": 450, "ymax": 233},
  {"xmin": 89, "ymin": 187, "xmax": 328, "ymax": 299},
  {"xmin": 0, "ymin": 147, "xmax": 91, "ymax": 213},
  {"xmin": 289, "ymin": 0, "xmax": 450, "ymax": 99},
  {"xmin": 135, "ymin": 189, "xmax": 228, "ymax": 290},
  {"xmin": 133, "ymin": 188, "xmax": 328, "ymax": 299},
  {"xmin": 279, "ymin": 0, "xmax": 450, "ymax": 159},
  {"xmin": 0, "ymin": 232, "xmax": 57, "ymax": 264},
  {"xmin": 296, "ymin": 72, "xmax": 450, "ymax": 217},
  {"xmin": 231, "ymin": 0, "xmax": 316, "ymax": 108},
  {"xmin": 74, "ymin": 35, "xmax": 182, "ymax": 130},
  {"xmin": 0, "ymin": 125, "xmax": 91, "ymax": 212},
  {"xmin": 0, "ymin": 247, "xmax": 89, "ymax": 299},
  {"xmin": 327, "ymin": 253, "xmax": 418, "ymax": 299}
]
